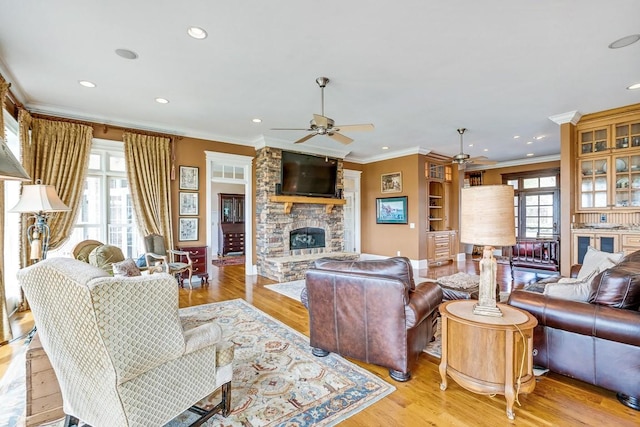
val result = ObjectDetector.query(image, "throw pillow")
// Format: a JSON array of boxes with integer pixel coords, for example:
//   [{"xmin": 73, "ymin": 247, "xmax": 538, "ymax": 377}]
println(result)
[
  {"xmin": 89, "ymin": 244, "xmax": 125, "ymax": 273},
  {"xmin": 112, "ymin": 258, "xmax": 142, "ymax": 277},
  {"xmin": 544, "ymin": 279, "xmax": 592, "ymax": 302},
  {"xmin": 576, "ymin": 246, "xmax": 623, "ymax": 280}
]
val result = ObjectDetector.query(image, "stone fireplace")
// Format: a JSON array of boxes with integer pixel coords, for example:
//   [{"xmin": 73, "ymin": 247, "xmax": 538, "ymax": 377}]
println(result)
[{"xmin": 254, "ymin": 147, "xmax": 359, "ymax": 282}]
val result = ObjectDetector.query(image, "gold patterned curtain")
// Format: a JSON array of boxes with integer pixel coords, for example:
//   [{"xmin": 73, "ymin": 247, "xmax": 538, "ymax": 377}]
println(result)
[
  {"xmin": 123, "ymin": 132, "xmax": 174, "ymax": 249},
  {"xmin": 19, "ymin": 111, "xmax": 93, "ymax": 260},
  {"xmin": 0, "ymin": 74, "xmax": 12, "ymax": 342}
]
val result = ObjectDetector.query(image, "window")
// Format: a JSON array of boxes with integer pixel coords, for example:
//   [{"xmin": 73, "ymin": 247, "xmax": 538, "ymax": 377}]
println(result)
[
  {"xmin": 51, "ymin": 140, "xmax": 145, "ymax": 260},
  {"xmin": 505, "ymin": 170, "xmax": 560, "ymax": 239},
  {"xmin": 3, "ymin": 111, "xmax": 23, "ymax": 312}
]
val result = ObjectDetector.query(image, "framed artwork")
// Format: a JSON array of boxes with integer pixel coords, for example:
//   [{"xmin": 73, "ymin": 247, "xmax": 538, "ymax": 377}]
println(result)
[
  {"xmin": 178, "ymin": 217, "xmax": 198, "ymax": 241},
  {"xmin": 381, "ymin": 171, "xmax": 402, "ymax": 193},
  {"xmin": 376, "ymin": 196, "xmax": 408, "ymax": 224},
  {"xmin": 179, "ymin": 166, "xmax": 199, "ymax": 190},
  {"xmin": 179, "ymin": 192, "xmax": 198, "ymax": 215}
]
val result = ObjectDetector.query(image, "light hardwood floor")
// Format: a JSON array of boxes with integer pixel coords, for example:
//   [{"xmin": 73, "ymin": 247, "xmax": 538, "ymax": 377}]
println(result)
[{"xmin": 1, "ymin": 258, "xmax": 638, "ymax": 426}]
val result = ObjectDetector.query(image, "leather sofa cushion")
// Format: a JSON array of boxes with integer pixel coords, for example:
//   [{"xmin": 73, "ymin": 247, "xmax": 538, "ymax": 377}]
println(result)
[
  {"xmin": 314, "ymin": 256, "xmax": 415, "ymax": 291},
  {"xmin": 589, "ymin": 252, "xmax": 640, "ymax": 310}
]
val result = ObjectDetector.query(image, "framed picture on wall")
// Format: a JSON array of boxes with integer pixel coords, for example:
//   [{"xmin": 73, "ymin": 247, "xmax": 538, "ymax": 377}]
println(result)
[
  {"xmin": 376, "ymin": 196, "xmax": 408, "ymax": 224},
  {"xmin": 179, "ymin": 192, "xmax": 198, "ymax": 215},
  {"xmin": 381, "ymin": 171, "xmax": 402, "ymax": 193},
  {"xmin": 178, "ymin": 218, "xmax": 198, "ymax": 241},
  {"xmin": 179, "ymin": 166, "xmax": 199, "ymax": 190}
]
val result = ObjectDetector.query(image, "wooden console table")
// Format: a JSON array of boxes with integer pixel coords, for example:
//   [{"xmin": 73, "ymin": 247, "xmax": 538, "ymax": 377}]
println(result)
[{"xmin": 438, "ymin": 300, "xmax": 538, "ymax": 420}]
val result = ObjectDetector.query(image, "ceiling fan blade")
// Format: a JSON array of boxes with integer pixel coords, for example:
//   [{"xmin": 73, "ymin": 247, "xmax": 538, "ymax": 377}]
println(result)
[
  {"xmin": 313, "ymin": 114, "xmax": 329, "ymax": 128},
  {"xmin": 271, "ymin": 127, "xmax": 311, "ymax": 131},
  {"xmin": 334, "ymin": 123, "xmax": 374, "ymax": 132},
  {"xmin": 329, "ymin": 132, "xmax": 353, "ymax": 145},
  {"xmin": 293, "ymin": 133, "xmax": 317, "ymax": 144},
  {"xmin": 469, "ymin": 156, "xmax": 497, "ymax": 165}
]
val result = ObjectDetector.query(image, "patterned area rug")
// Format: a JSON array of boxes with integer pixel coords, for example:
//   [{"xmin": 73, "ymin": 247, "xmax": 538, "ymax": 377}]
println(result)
[
  {"xmin": 212, "ymin": 255, "xmax": 245, "ymax": 266},
  {"xmin": 0, "ymin": 299, "xmax": 394, "ymax": 427},
  {"xmin": 264, "ymin": 280, "xmax": 305, "ymax": 302}
]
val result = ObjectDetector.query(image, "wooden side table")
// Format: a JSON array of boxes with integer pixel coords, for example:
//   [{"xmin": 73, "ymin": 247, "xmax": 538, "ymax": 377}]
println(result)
[{"xmin": 438, "ymin": 300, "xmax": 538, "ymax": 420}]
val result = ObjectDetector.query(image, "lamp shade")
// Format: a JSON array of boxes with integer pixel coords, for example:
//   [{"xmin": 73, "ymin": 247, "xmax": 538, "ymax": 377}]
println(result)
[
  {"xmin": 460, "ymin": 185, "xmax": 516, "ymax": 247},
  {"xmin": 0, "ymin": 139, "xmax": 30, "ymax": 181},
  {"xmin": 9, "ymin": 183, "xmax": 71, "ymax": 213}
]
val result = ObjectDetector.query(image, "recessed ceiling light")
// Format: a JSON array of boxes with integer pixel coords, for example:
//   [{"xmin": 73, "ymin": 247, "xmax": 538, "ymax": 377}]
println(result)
[
  {"xmin": 382, "ymin": 146, "xmax": 389, "ymax": 150},
  {"xmin": 627, "ymin": 83, "xmax": 640, "ymax": 90},
  {"xmin": 468, "ymin": 144, "xmax": 473, "ymax": 147},
  {"xmin": 608, "ymin": 34, "xmax": 640, "ymax": 49},
  {"xmin": 513, "ymin": 135, "xmax": 520, "ymax": 139},
  {"xmin": 155, "ymin": 97, "xmax": 169, "ymax": 104},
  {"xmin": 115, "ymin": 48, "xmax": 139, "ymax": 60},
  {"xmin": 534, "ymin": 135, "xmax": 544, "ymax": 140},
  {"xmin": 526, "ymin": 141, "xmax": 533, "ymax": 145},
  {"xmin": 526, "ymin": 153, "xmax": 534, "ymax": 157},
  {"xmin": 483, "ymin": 148, "xmax": 489, "ymax": 152},
  {"xmin": 187, "ymin": 26, "xmax": 208, "ymax": 40},
  {"xmin": 78, "ymin": 80, "xmax": 96, "ymax": 88},
  {"xmin": 252, "ymin": 118, "xmax": 262, "ymax": 123}
]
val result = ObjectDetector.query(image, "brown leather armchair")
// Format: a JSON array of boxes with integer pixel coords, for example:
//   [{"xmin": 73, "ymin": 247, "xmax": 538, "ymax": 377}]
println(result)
[
  {"xmin": 301, "ymin": 257, "xmax": 443, "ymax": 382},
  {"xmin": 508, "ymin": 250, "xmax": 640, "ymax": 410}
]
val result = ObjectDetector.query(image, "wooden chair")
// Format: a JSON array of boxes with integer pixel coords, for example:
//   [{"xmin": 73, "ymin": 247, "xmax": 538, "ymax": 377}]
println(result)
[{"xmin": 144, "ymin": 234, "xmax": 193, "ymax": 288}]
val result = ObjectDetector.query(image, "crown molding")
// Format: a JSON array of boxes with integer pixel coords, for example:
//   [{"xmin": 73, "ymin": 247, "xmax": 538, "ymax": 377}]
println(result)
[{"xmin": 549, "ymin": 111, "xmax": 582, "ymax": 125}]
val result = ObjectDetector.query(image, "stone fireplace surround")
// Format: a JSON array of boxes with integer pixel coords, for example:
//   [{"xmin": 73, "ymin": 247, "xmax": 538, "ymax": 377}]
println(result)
[{"xmin": 255, "ymin": 147, "xmax": 359, "ymax": 282}]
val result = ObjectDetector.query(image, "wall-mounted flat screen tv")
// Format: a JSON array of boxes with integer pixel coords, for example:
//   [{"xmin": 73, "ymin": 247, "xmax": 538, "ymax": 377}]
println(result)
[{"xmin": 281, "ymin": 151, "xmax": 338, "ymax": 198}]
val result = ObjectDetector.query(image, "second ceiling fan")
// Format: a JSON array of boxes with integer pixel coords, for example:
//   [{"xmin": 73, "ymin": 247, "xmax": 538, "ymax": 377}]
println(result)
[
  {"xmin": 451, "ymin": 128, "xmax": 497, "ymax": 170},
  {"xmin": 271, "ymin": 77, "xmax": 374, "ymax": 145}
]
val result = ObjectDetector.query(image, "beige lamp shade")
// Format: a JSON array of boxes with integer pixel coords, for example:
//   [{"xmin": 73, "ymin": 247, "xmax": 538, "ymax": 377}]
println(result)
[
  {"xmin": 9, "ymin": 182, "xmax": 71, "ymax": 213},
  {"xmin": 460, "ymin": 185, "xmax": 516, "ymax": 247},
  {"xmin": 0, "ymin": 139, "xmax": 30, "ymax": 181}
]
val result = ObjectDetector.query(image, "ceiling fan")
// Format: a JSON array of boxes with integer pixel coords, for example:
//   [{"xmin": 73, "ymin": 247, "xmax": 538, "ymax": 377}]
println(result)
[
  {"xmin": 271, "ymin": 77, "xmax": 374, "ymax": 145},
  {"xmin": 451, "ymin": 128, "xmax": 497, "ymax": 170}
]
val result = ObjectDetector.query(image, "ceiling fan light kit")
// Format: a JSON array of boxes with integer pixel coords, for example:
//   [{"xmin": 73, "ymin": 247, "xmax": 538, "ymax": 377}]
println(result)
[{"xmin": 271, "ymin": 77, "xmax": 374, "ymax": 145}]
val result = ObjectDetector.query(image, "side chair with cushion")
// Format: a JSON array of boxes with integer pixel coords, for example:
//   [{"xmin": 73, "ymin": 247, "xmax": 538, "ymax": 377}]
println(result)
[
  {"xmin": 18, "ymin": 257, "xmax": 234, "ymax": 427},
  {"xmin": 301, "ymin": 256, "xmax": 443, "ymax": 382},
  {"xmin": 144, "ymin": 233, "xmax": 193, "ymax": 288}
]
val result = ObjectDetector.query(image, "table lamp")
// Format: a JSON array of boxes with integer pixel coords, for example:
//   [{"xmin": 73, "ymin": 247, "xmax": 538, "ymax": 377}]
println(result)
[
  {"xmin": 460, "ymin": 185, "xmax": 516, "ymax": 317},
  {"xmin": 9, "ymin": 180, "xmax": 70, "ymax": 261}
]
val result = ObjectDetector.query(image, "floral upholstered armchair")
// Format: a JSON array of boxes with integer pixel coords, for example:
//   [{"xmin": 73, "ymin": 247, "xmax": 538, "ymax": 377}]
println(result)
[{"xmin": 18, "ymin": 257, "xmax": 234, "ymax": 427}]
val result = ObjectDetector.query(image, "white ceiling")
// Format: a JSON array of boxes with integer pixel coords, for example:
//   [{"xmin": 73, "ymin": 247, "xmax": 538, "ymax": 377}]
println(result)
[{"xmin": 1, "ymin": 1, "xmax": 639, "ymax": 164}]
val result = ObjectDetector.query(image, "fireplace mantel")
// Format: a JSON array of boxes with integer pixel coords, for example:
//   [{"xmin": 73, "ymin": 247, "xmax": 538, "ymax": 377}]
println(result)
[{"xmin": 269, "ymin": 195, "xmax": 346, "ymax": 214}]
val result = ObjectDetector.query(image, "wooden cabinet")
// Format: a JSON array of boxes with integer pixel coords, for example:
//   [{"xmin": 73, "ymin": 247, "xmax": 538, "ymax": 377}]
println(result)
[
  {"xmin": 427, "ymin": 230, "xmax": 457, "ymax": 265},
  {"xmin": 218, "ymin": 193, "xmax": 245, "ymax": 256},
  {"xmin": 219, "ymin": 193, "xmax": 244, "ymax": 223},
  {"xmin": 426, "ymin": 160, "xmax": 452, "ymax": 232},
  {"xmin": 178, "ymin": 245, "xmax": 209, "ymax": 285},
  {"xmin": 576, "ymin": 116, "xmax": 640, "ymax": 212},
  {"xmin": 571, "ymin": 230, "xmax": 620, "ymax": 265}
]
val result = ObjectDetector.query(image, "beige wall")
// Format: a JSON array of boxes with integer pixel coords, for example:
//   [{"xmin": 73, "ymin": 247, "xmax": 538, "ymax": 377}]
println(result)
[
  {"xmin": 480, "ymin": 160, "xmax": 560, "ymax": 185},
  {"xmin": 361, "ymin": 154, "xmax": 425, "ymax": 260}
]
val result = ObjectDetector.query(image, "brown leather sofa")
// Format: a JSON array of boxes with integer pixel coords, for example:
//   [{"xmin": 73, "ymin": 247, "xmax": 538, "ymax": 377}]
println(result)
[
  {"xmin": 508, "ymin": 250, "xmax": 640, "ymax": 410},
  {"xmin": 301, "ymin": 257, "xmax": 443, "ymax": 382}
]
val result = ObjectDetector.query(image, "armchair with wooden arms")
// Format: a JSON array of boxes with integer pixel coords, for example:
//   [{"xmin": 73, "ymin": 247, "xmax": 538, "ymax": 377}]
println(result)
[{"xmin": 144, "ymin": 234, "xmax": 193, "ymax": 288}]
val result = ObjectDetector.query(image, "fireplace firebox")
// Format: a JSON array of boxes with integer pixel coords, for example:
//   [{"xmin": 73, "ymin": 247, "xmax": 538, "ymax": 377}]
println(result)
[{"xmin": 290, "ymin": 227, "xmax": 325, "ymax": 250}]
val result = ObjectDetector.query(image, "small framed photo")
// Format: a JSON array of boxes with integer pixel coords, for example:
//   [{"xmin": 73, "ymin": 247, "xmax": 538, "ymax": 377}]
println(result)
[
  {"xmin": 179, "ymin": 192, "xmax": 198, "ymax": 216},
  {"xmin": 179, "ymin": 166, "xmax": 199, "ymax": 190},
  {"xmin": 376, "ymin": 196, "xmax": 408, "ymax": 224},
  {"xmin": 178, "ymin": 218, "xmax": 198, "ymax": 241},
  {"xmin": 381, "ymin": 171, "xmax": 402, "ymax": 193}
]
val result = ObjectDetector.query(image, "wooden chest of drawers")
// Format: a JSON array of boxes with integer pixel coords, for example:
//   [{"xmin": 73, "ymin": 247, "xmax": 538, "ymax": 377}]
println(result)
[
  {"xmin": 219, "ymin": 223, "xmax": 245, "ymax": 256},
  {"xmin": 25, "ymin": 333, "xmax": 64, "ymax": 427},
  {"xmin": 178, "ymin": 245, "xmax": 209, "ymax": 285}
]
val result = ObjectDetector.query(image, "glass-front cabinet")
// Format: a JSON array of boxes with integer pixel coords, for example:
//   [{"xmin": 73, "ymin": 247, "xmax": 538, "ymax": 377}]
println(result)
[
  {"xmin": 578, "ymin": 157, "xmax": 609, "ymax": 209},
  {"xmin": 576, "ymin": 117, "xmax": 640, "ymax": 212},
  {"xmin": 580, "ymin": 127, "xmax": 608, "ymax": 155}
]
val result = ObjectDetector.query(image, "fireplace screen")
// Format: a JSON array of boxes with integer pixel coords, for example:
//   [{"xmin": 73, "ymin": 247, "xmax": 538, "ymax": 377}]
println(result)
[{"xmin": 290, "ymin": 227, "xmax": 325, "ymax": 250}]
